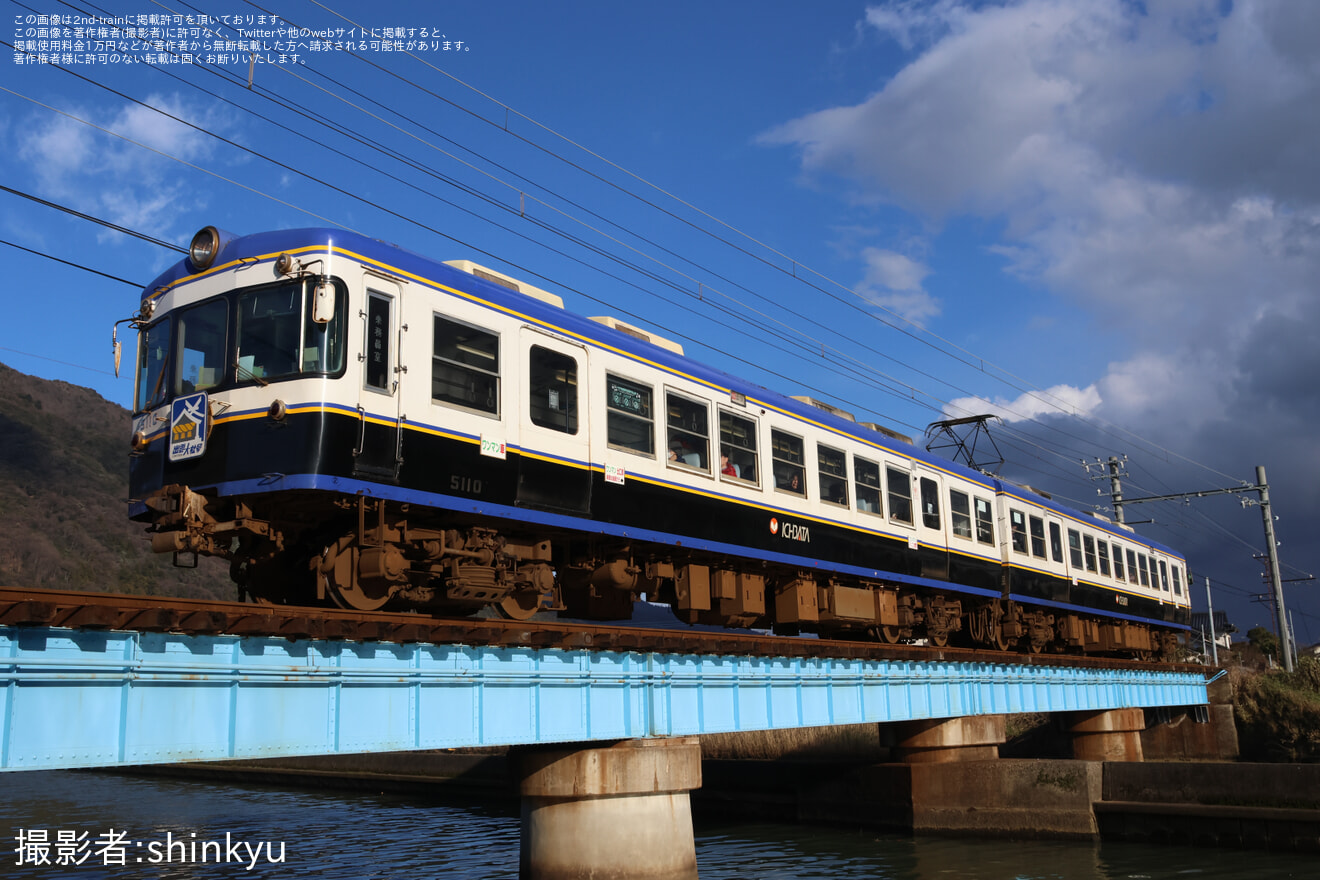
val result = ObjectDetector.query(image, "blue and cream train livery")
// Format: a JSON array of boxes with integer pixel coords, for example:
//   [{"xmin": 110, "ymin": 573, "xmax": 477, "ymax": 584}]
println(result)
[{"xmin": 125, "ymin": 226, "xmax": 1191, "ymax": 659}]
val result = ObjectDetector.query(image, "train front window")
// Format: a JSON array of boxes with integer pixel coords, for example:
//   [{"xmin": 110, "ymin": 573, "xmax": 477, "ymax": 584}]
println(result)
[
  {"xmin": 433, "ymin": 317, "xmax": 500, "ymax": 415},
  {"xmin": 175, "ymin": 298, "xmax": 227, "ymax": 396},
  {"xmin": 135, "ymin": 317, "xmax": 172, "ymax": 412},
  {"xmin": 236, "ymin": 279, "xmax": 347, "ymax": 385}
]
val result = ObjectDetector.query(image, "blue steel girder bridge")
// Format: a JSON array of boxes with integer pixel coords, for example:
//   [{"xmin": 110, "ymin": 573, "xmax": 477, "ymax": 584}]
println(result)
[{"xmin": 0, "ymin": 589, "xmax": 1209, "ymax": 772}]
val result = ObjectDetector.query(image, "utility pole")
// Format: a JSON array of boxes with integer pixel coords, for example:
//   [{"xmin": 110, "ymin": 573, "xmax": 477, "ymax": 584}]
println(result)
[
  {"xmin": 1257, "ymin": 466, "xmax": 1293, "ymax": 672},
  {"xmin": 1107, "ymin": 456, "xmax": 1126, "ymax": 524},
  {"xmin": 1094, "ymin": 463, "xmax": 1294, "ymax": 673},
  {"xmin": 1203, "ymin": 576, "xmax": 1218, "ymax": 666}
]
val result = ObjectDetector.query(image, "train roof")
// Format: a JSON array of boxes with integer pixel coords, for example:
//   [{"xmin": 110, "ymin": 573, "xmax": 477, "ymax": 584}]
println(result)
[{"xmin": 144, "ymin": 226, "xmax": 1183, "ymax": 560}]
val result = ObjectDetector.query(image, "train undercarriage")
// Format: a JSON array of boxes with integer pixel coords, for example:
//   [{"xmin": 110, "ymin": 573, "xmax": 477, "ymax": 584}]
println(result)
[{"xmin": 141, "ymin": 485, "xmax": 1182, "ymax": 662}]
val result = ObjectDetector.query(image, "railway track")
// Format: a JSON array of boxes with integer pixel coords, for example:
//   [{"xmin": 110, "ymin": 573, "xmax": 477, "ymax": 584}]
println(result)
[{"xmin": 0, "ymin": 586, "xmax": 1203, "ymax": 674}]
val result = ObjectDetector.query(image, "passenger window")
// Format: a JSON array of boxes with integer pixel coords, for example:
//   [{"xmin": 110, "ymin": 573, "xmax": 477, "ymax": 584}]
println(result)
[
  {"xmin": 719, "ymin": 410, "xmax": 758, "ymax": 483},
  {"xmin": 433, "ymin": 317, "xmax": 500, "ymax": 415},
  {"xmin": 175, "ymin": 298, "xmax": 227, "ymax": 395},
  {"xmin": 855, "ymin": 457, "xmax": 883, "ymax": 516},
  {"xmin": 1028, "ymin": 516, "xmax": 1046, "ymax": 558},
  {"xmin": 1159, "ymin": 560, "xmax": 1170, "ymax": 593},
  {"xmin": 1068, "ymin": 529, "xmax": 1083, "ymax": 568},
  {"xmin": 1126, "ymin": 548, "xmax": 1138, "ymax": 583},
  {"xmin": 1112, "ymin": 544, "xmax": 1125, "ymax": 580},
  {"xmin": 667, "ymin": 393, "xmax": 709, "ymax": 471},
  {"xmin": 1049, "ymin": 522, "xmax": 1064, "ymax": 563},
  {"xmin": 919, "ymin": 478, "xmax": 940, "ymax": 529},
  {"xmin": 1098, "ymin": 541, "xmax": 1112, "ymax": 577},
  {"xmin": 886, "ymin": 467, "xmax": 912, "ymax": 524},
  {"xmin": 772, "ymin": 429, "xmax": 805, "ymax": 494},
  {"xmin": 1010, "ymin": 509, "xmax": 1028, "ymax": 553},
  {"xmin": 135, "ymin": 316, "xmax": 173, "ymax": 412},
  {"xmin": 1172, "ymin": 564, "xmax": 1183, "ymax": 597},
  {"xmin": 606, "ymin": 375, "xmax": 654, "ymax": 455},
  {"xmin": 528, "ymin": 346, "xmax": 578, "ymax": 434},
  {"xmin": 1083, "ymin": 535, "xmax": 1098, "ymax": 572},
  {"xmin": 1137, "ymin": 554, "xmax": 1150, "ymax": 587},
  {"xmin": 818, "ymin": 445, "xmax": 848, "ymax": 506},
  {"xmin": 974, "ymin": 497, "xmax": 995, "ymax": 545},
  {"xmin": 949, "ymin": 490, "xmax": 972, "ymax": 538}
]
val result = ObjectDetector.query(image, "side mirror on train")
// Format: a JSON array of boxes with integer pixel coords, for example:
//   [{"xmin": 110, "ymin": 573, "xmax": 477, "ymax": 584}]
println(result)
[{"xmin": 312, "ymin": 278, "xmax": 335, "ymax": 324}]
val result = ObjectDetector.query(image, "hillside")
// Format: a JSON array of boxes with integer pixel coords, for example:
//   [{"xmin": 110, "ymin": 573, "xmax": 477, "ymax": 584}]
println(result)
[{"xmin": 0, "ymin": 361, "xmax": 233, "ymax": 599}]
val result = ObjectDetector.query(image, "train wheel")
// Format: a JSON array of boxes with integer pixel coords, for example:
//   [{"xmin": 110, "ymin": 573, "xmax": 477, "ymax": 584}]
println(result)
[
  {"xmin": 876, "ymin": 625, "xmax": 904, "ymax": 644},
  {"xmin": 317, "ymin": 538, "xmax": 394, "ymax": 612},
  {"xmin": 498, "ymin": 589, "xmax": 541, "ymax": 620}
]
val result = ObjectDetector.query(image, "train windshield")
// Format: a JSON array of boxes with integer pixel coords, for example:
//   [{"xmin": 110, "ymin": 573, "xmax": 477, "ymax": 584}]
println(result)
[
  {"xmin": 235, "ymin": 278, "xmax": 346, "ymax": 384},
  {"xmin": 135, "ymin": 317, "xmax": 172, "ymax": 413}
]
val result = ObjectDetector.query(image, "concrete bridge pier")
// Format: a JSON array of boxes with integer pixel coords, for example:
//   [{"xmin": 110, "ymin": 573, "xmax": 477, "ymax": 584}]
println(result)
[
  {"xmin": 513, "ymin": 737, "xmax": 702, "ymax": 880},
  {"xmin": 888, "ymin": 715, "xmax": 1007, "ymax": 763},
  {"xmin": 1067, "ymin": 708, "xmax": 1146, "ymax": 762}
]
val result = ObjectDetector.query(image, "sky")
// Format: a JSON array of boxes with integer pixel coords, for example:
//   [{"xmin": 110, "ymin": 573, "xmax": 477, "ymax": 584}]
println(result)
[{"xmin": 2, "ymin": 0, "xmax": 1316, "ymax": 650}]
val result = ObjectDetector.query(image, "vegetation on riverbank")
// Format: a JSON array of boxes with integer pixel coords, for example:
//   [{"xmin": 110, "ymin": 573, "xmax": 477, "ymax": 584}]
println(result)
[{"xmin": 1232, "ymin": 657, "xmax": 1320, "ymax": 762}]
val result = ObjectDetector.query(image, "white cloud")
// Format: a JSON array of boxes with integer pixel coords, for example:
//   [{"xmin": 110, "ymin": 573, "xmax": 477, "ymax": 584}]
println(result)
[
  {"xmin": 15, "ymin": 93, "xmax": 226, "ymax": 241},
  {"xmin": 947, "ymin": 382, "xmax": 1101, "ymax": 423},
  {"xmin": 856, "ymin": 246, "xmax": 940, "ymax": 323}
]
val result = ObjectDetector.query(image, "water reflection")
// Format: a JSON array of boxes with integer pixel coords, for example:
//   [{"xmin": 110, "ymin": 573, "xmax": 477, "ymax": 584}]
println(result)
[{"xmin": 0, "ymin": 772, "xmax": 1311, "ymax": 879}]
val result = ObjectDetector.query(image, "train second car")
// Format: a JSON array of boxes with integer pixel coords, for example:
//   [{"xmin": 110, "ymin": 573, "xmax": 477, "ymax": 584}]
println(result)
[{"xmin": 123, "ymin": 226, "xmax": 1191, "ymax": 659}]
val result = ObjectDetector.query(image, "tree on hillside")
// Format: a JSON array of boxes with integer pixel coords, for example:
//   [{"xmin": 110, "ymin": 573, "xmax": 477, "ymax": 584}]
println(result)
[{"xmin": 1247, "ymin": 626, "xmax": 1280, "ymax": 661}]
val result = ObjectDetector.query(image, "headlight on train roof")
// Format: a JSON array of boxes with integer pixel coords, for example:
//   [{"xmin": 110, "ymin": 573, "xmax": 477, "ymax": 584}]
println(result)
[{"xmin": 188, "ymin": 226, "xmax": 222, "ymax": 272}]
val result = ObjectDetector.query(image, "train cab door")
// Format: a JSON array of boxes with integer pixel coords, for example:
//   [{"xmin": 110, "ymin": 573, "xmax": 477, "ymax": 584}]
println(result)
[
  {"xmin": 913, "ymin": 464, "xmax": 950, "ymax": 580},
  {"xmin": 514, "ymin": 326, "xmax": 591, "ymax": 514},
  {"xmin": 353, "ymin": 275, "xmax": 405, "ymax": 482}
]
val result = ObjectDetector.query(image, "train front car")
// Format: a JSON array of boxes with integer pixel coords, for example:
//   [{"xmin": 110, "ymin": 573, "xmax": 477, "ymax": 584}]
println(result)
[{"xmin": 125, "ymin": 226, "xmax": 557, "ymax": 619}]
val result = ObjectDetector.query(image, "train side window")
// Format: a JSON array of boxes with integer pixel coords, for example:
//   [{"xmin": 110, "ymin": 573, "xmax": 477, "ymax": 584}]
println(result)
[
  {"xmin": 772, "ymin": 429, "xmax": 805, "ymax": 494},
  {"xmin": 819, "ymin": 445, "xmax": 848, "ymax": 506},
  {"xmin": 1097, "ymin": 540, "xmax": 1112, "ymax": 577},
  {"xmin": 1010, "ymin": 509, "xmax": 1028, "ymax": 553},
  {"xmin": 1137, "ymin": 554, "xmax": 1150, "ymax": 587},
  {"xmin": 175, "ymin": 298, "xmax": 227, "ymax": 396},
  {"xmin": 718, "ymin": 410, "xmax": 758, "ymax": 483},
  {"xmin": 1159, "ymin": 560, "xmax": 1171, "ymax": 593},
  {"xmin": 886, "ymin": 466, "xmax": 912, "ymax": 524},
  {"xmin": 1083, "ymin": 535, "xmax": 1098, "ymax": 572},
  {"xmin": 606, "ymin": 374, "xmax": 653, "ymax": 455},
  {"xmin": 949, "ymin": 490, "xmax": 972, "ymax": 538},
  {"xmin": 1049, "ymin": 522, "xmax": 1064, "ymax": 563},
  {"xmin": 919, "ymin": 478, "xmax": 940, "ymax": 529},
  {"xmin": 529, "ymin": 345, "xmax": 578, "ymax": 434},
  {"xmin": 855, "ymin": 457, "xmax": 883, "ymax": 516},
  {"xmin": 974, "ymin": 497, "xmax": 995, "ymax": 544},
  {"xmin": 432, "ymin": 316, "xmax": 500, "ymax": 415},
  {"xmin": 1028, "ymin": 515, "xmax": 1046, "ymax": 558},
  {"xmin": 667, "ymin": 393, "xmax": 709, "ymax": 471},
  {"xmin": 1172, "ymin": 564, "xmax": 1183, "ymax": 597},
  {"xmin": 1126, "ymin": 548, "xmax": 1139, "ymax": 583},
  {"xmin": 1067, "ymin": 529, "xmax": 1083, "ymax": 568},
  {"xmin": 1112, "ymin": 544, "xmax": 1125, "ymax": 580},
  {"xmin": 135, "ymin": 316, "xmax": 173, "ymax": 413}
]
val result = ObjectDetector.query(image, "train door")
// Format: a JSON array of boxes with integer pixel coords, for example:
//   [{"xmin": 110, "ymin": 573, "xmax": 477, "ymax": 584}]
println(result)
[
  {"xmin": 913, "ymin": 464, "xmax": 950, "ymax": 580},
  {"xmin": 514, "ymin": 326, "xmax": 591, "ymax": 514},
  {"xmin": 353, "ymin": 275, "xmax": 405, "ymax": 481}
]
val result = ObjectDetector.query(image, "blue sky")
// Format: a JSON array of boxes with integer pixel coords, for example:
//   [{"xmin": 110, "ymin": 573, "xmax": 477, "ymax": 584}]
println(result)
[{"xmin": 3, "ymin": 0, "xmax": 1317, "ymax": 648}]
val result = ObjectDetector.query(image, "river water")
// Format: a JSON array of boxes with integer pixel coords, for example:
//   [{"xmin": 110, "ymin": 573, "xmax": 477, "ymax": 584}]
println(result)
[{"xmin": 0, "ymin": 771, "xmax": 1311, "ymax": 879}]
